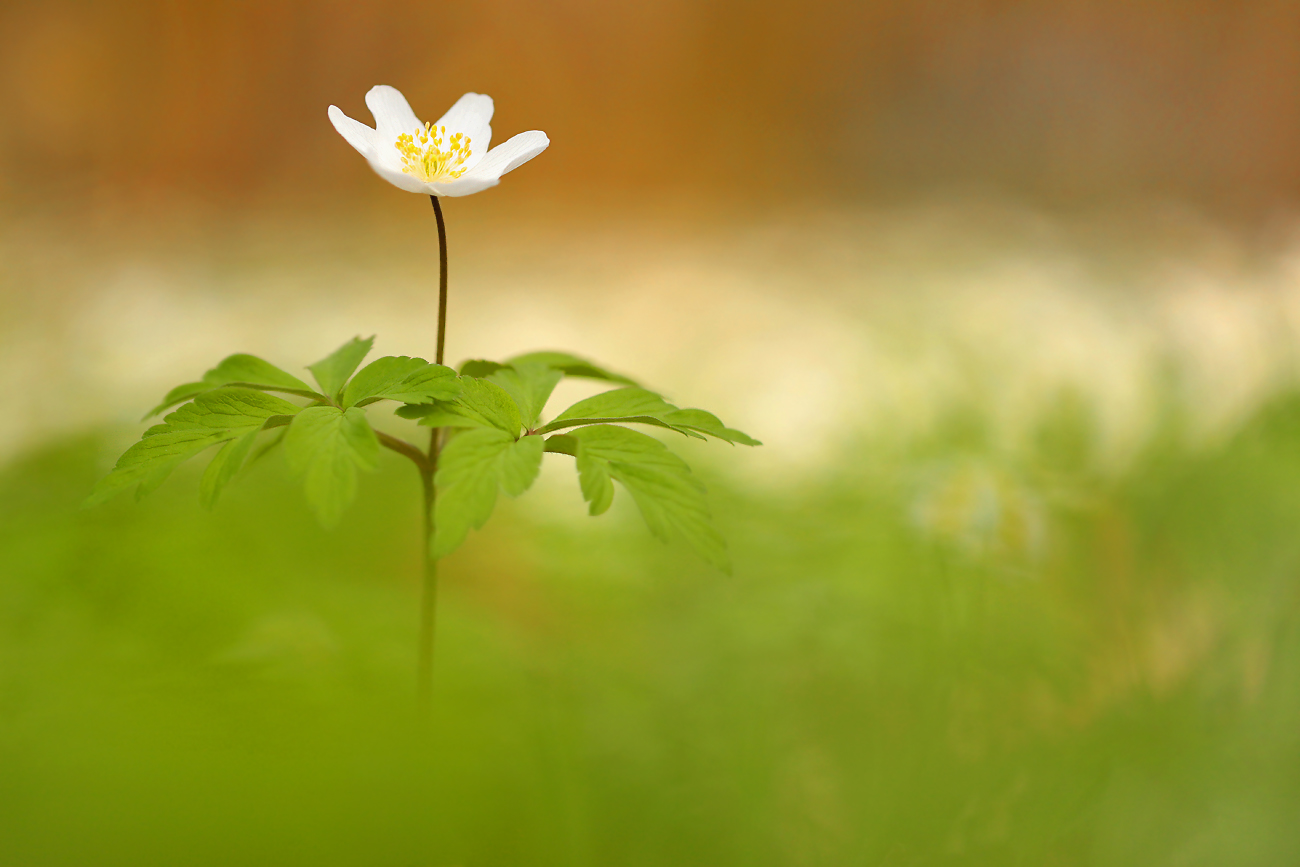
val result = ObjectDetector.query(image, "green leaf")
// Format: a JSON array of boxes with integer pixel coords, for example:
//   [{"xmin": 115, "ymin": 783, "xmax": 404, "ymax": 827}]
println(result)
[
  {"xmin": 89, "ymin": 387, "xmax": 304, "ymax": 506},
  {"xmin": 395, "ymin": 403, "xmax": 485, "ymax": 429},
  {"xmin": 85, "ymin": 429, "xmax": 230, "ymax": 507},
  {"xmin": 135, "ymin": 458, "xmax": 182, "ymax": 500},
  {"xmin": 542, "ymin": 434, "xmax": 578, "ymax": 457},
  {"xmin": 199, "ymin": 429, "xmax": 259, "ymax": 509},
  {"xmin": 163, "ymin": 388, "xmax": 302, "ymax": 432},
  {"xmin": 458, "ymin": 379, "xmax": 522, "ymax": 435},
  {"xmin": 248, "ymin": 428, "xmax": 287, "ymax": 465},
  {"xmin": 433, "ymin": 430, "xmax": 544, "ymax": 558},
  {"xmin": 454, "ymin": 360, "xmax": 578, "ymax": 429},
  {"xmin": 144, "ymin": 382, "xmax": 210, "ymax": 419},
  {"xmin": 341, "ymin": 355, "xmax": 426, "ymax": 406},
  {"xmin": 541, "ymin": 414, "xmax": 704, "ymax": 439},
  {"xmin": 203, "ymin": 354, "xmax": 315, "ymax": 394},
  {"xmin": 308, "ymin": 336, "xmax": 374, "ymax": 398},
  {"xmin": 459, "ymin": 360, "xmax": 508, "ymax": 378},
  {"xmin": 489, "ymin": 362, "xmax": 564, "ymax": 429},
  {"xmin": 144, "ymin": 353, "xmax": 317, "ymax": 418},
  {"xmin": 662, "ymin": 409, "xmax": 762, "ymax": 446},
  {"xmin": 383, "ymin": 363, "xmax": 461, "ymax": 404},
  {"xmin": 553, "ymin": 387, "xmax": 677, "ymax": 423},
  {"xmin": 538, "ymin": 387, "xmax": 703, "ymax": 438},
  {"xmin": 283, "ymin": 406, "xmax": 380, "ymax": 527},
  {"xmin": 568, "ymin": 425, "xmax": 730, "ymax": 572},
  {"xmin": 538, "ymin": 387, "xmax": 760, "ymax": 445},
  {"xmin": 576, "ymin": 448, "xmax": 615, "ymax": 516},
  {"xmin": 506, "ymin": 351, "xmax": 638, "ymax": 386},
  {"xmin": 342, "ymin": 356, "xmax": 460, "ymax": 407},
  {"xmin": 411, "ymin": 378, "xmax": 521, "ymax": 435}
]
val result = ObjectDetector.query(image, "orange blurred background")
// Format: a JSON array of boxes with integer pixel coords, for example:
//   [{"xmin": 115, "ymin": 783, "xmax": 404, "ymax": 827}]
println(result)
[
  {"xmin": 6, "ymin": 0, "xmax": 1300, "ymax": 467},
  {"xmin": 4, "ymin": 0, "xmax": 1300, "ymax": 216}
]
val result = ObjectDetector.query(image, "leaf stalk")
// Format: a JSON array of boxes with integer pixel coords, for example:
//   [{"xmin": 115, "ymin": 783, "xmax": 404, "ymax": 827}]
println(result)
[{"xmin": 376, "ymin": 430, "xmax": 430, "ymax": 472}]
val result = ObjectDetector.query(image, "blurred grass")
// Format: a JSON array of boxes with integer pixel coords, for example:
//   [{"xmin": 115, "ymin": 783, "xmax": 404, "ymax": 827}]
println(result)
[{"xmin": 3, "ymin": 380, "xmax": 1299, "ymax": 865}]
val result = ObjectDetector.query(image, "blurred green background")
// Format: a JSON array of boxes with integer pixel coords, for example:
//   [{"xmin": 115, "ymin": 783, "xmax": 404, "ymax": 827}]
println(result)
[{"xmin": 4, "ymin": 1, "xmax": 1300, "ymax": 864}]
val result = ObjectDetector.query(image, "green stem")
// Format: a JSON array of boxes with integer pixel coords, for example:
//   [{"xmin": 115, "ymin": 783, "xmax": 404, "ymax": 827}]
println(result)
[
  {"xmin": 417, "ymin": 454, "xmax": 437, "ymax": 716},
  {"xmin": 417, "ymin": 195, "xmax": 450, "ymax": 717}
]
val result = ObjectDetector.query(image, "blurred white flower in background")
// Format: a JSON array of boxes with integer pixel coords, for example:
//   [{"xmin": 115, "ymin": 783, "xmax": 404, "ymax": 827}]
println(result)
[
  {"xmin": 911, "ymin": 460, "xmax": 1047, "ymax": 565},
  {"xmin": 328, "ymin": 85, "xmax": 549, "ymax": 196}
]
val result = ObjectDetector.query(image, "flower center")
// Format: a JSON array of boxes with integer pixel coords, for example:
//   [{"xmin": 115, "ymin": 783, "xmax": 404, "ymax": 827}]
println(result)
[{"xmin": 395, "ymin": 124, "xmax": 472, "ymax": 182}]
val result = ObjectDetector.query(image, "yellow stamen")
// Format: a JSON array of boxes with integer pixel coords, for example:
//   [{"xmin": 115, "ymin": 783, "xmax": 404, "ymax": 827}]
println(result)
[{"xmin": 395, "ymin": 123, "xmax": 472, "ymax": 182}]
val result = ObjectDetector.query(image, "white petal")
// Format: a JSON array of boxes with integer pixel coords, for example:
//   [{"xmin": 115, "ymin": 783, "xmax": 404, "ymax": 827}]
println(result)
[
  {"xmin": 430, "ymin": 176, "xmax": 501, "ymax": 197},
  {"xmin": 434, "ymin": 93, "xmax": 494, "ymax": 168},
  {"xmin": 435, "ymin": 93, "xmax": 494, "ymax": 132},
  {"xmin": 460, "ymin": 130, "xmax": 550, "ymax": 183},
  {"xmin": 365, "ymin": 85, "xmax": 422, "ymax": 143},
  {"xmin": 367, "ymin": 158, "xmax": 433, "ymax": 194},
  {"xmin": 328, "ymin": 105, "xmax": 379, "ymax": 159}
]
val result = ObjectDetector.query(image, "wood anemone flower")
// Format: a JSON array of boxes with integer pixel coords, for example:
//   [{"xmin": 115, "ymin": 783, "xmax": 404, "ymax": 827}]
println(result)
[{"xmin": 328, "ymin": 85, "xmax": 549, "ymax": 196}]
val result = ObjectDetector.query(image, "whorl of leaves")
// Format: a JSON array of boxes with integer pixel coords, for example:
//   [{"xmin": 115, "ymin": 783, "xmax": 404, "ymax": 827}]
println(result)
[{"xmin": 91, "ymin": 340, "xmax": 759, "ymax": 569}]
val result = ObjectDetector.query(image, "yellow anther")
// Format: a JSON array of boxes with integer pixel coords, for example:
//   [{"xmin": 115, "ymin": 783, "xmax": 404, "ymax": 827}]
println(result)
[{"xmin": 395, "ymin": 125, "xmax": 474, "ymax": 183}]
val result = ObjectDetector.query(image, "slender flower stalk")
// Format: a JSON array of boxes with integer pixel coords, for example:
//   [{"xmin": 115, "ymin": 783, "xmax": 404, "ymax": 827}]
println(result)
[
  {"xmin": 432, "ymin": 196, "xmax": 449, "ymax": 367},
  {"xmin": 417, "ymin": 195, "xmax": 450, "ymax": 716}
]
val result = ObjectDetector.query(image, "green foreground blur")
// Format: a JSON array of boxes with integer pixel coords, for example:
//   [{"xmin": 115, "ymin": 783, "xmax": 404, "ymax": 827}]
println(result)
[{"xmin": 2, "ymin": 387, "xmax": 1299, "ymax": 866}]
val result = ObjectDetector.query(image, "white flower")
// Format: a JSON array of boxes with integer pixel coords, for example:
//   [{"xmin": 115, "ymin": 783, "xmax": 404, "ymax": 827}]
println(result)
[{"xmin": 328, "ymin": 85, "xmax": 549, "ymax": 197}]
